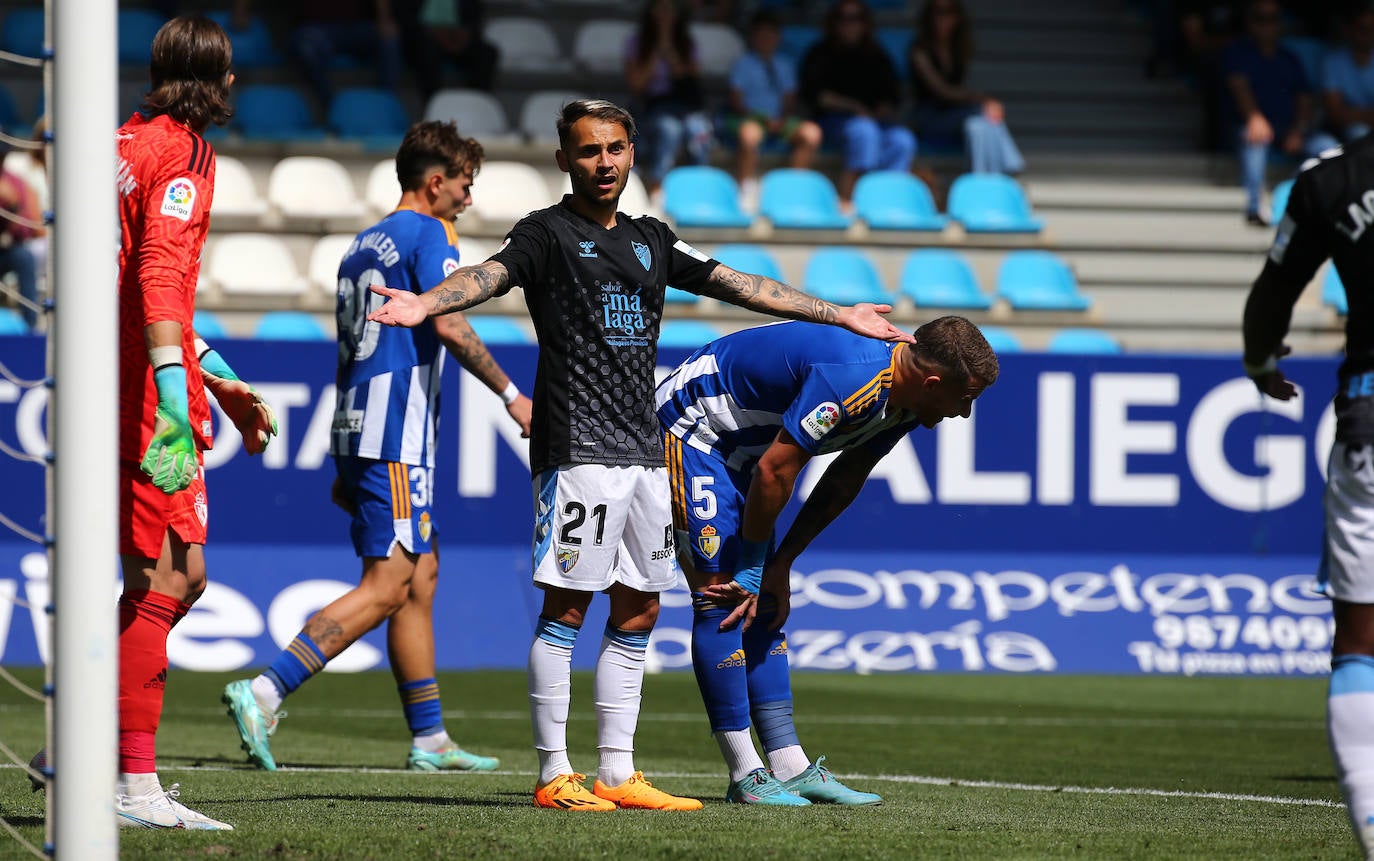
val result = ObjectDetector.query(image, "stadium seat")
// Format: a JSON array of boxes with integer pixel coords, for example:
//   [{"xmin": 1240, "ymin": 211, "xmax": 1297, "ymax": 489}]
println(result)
[
  {"xmin": 117, "ymin": 9, "xmax": 165, "ymax": 65},
  {"xmin": 486, "ymin": 17, "xmax": 571, "ymax": 73},
  {"xmin": 308, "ymin": 234, "xmax": 357, "ymax": 297},
  {"xmin": 0, "ymin": 85, "xmax": 20, "ymax": 132},
  {"xmin": 1046, "ymin": 328, "xmax": 1122, "ymax": 354},
  {"xmin": 664, "ymin": 285, "xmax": 699, "ymax": 304},
  {"xmin": 690, "ymin": 23, "xmax": 746, "ymax": 74},
  {"xmin": 759, "ymin": 169, "xmax": 852, "ymax": 229},
  {"xmin": 1281, "ymin": 36, "xmax": 1325, "ymax": 91},
  {"xmin": 0, "ymin": 9, "xmax": 44, "ymax": 58},
  {"xmin": 365, "ymin": 159, "xmax": 399, "ymax": 216},
  {"xmin": 875, "ymin": 27, "xmax": 911, "ymax": 76},
  {"xmin": 520, "ymin": 91, "xmax": 587, "ymax": 144},
  {"xmin": 573, "ymin": 20, "xmax": 635, "ymax": 74},
  {"xmin": 424, "ymin": 89, "xmax": 513, "ymax": 141},
  {"xmin": 206, "ymin": 12, "xmax": 281, "ymax": 68},
  {"xmin": 710, "ymin": 244, "xmax": 784, "ymax": 282},
  {"xmin": 994, "ymin": 250, "xmax": 1092, "ymax": 311},
  {"xmin": 802, "ymin": 248, "xmax": 890, "ymax": 305},
  {"xmin": 254, "ymin": 311, "xmax": 329, "ymax": 341},
  {"xmin": 267, "ymin": 157, "xmax": 367, "ymax": 222},
  {"xmin": 210, "ymin": 155, "xmax": 269, "ymax": 221},
  {"xmin": 898, "ymin": 249, "xmax": 991, "ymax": 310},
  {"xmin": 193, "ymin": 310, "xmax": 228, "ymax": 339},
  {"xmin": 657, "ymin": 319, "xmax": 721, "ymax": 349},
  {"xmin": 459, "ymin": 236, "xmax": 495, "ymax": 265},
  {"xmin": 207, "ymin": 234, "xmax": 310, "ymax": 297},
  {"xmin": 662, "ymin": 166, "xmax": 753, "ymax": 228},
  {"xmin": 853, "ymin": 171, "xmax": 948, "ymax": 231},
  {"xmin": 1269, "ymin": 178, "xmax": 1294, "ymax": 223},
  {"xmin": 1325, "ymin": 264, "xmax": 1349, "ymax": 315},
  {"xmin": 469, "ymin": 161, "xmax": 555, "ymax": 227},
  {"xmin": 947, "ymin": 173, "xmax": 1044, "ymax": 233},
  {"xmin": 467, "ymin": 315, "xmax": 531, "ymax": 345},
  {"xmin": 979, "ymin": 325, "xmax": 1022, "ymax": 354},
  {"xmin": 778, "ymin": 25, "xmax": 819, "ymax": 62},
  {"xmin": 233, "ymin": 85, "xmax": 324, "ymax": 141},
  {"xmin": 328, "ymin": 88, "xmax": 409, "ymax": 146},
  {"xmin": 0, "ymin": 308, "xmax": 28, "ymax": 335}
]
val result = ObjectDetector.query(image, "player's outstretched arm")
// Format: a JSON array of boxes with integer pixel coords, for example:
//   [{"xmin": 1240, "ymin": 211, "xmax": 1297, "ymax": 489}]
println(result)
[
  {"xmin": 369, "ymin": 260, "xmax": 511, "ymax": 328},
  {"xmin": 696, "ymin": 264, "xmax": 915, "ymax": 344},
  {"xmin": 195, "ymin": 335, "xmax": 280, "ymax": 455},
  {"xmin": 433, "ymin": 312, "xmax": 533, "ymax": 438}
]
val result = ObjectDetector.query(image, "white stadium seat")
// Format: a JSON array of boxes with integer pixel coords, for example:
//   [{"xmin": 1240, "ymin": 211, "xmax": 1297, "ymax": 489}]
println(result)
[
  {"xmin": 308, "ymin": 233, "xmax": 358, "ymax": 297},
  {"xmin": 469, "ymin": 161, "xmax": 557, "ymax": 227},
  {"xmin": 690, "ymin": 23, "xmax": 746, "ymax": 74},
  {"xmin": 423, "ymin": 88, "xmax": 517, "ymax": 143},
  {"xmin": 520, "ymin": 90, "xmax": 588, "ymax": 144},
  {"xmin": 573, "ymin": 19, "xmax": 635, "ymax": 74},
  {"xmin": 365, "ymin": 159, "xmax": 399, "ymax": 217},
  {"xmin": 267, "ymin": 156, "xmax": 367, "ymax": 222},
  {"xmin": 457, "ymin": 235, "xmax": 495, "ymax": 265},
  {"xmin": 485, "ymin": 18, "xmax": 572, "ymax": 73},
  {"xmin": 207, "ymin": 234, "xmax": 310, "ymax": 296},
  {"xmin": 210, "ymin": 155, "xmax": 269, "ymax": 221}
]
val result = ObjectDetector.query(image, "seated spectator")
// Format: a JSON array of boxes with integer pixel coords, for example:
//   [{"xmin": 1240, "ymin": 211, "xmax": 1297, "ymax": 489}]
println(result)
[
  {"xmin": 0, "ymin": 135, "xmax": 42, "ymax": 329},
  {"xmin": 1222, "ymin": 0, "xmax": 1321, "ymax": 225},
  {"xmin": 394, "ymin": 0, "xmax": 499, "ymax": 99},
  {"xmin": 625, "ymin": 0, "xmax": 714, "ymax": 197},
  {"xmin": 1314, "ymin": 6, "xmax": 1374, "ymax": 151},
  {"xmin": 724, "ymin": 10, "xmax": 822, "ymax": 204},
  {"xmin": 908, "ymin": 0, "xmax": 1024, "ymax": 175},
  {"xmin": 799, "ymin": 0, "xmax": 916, "ymax": 207}
]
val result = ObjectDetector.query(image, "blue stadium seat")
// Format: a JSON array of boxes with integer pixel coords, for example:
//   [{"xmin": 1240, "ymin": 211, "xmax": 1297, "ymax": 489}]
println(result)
[
  {"xmin": 329, "ymin": 88, "xmax": 409, "ymax": 146},
  {"xmin": 802, "ymin": 248, "xmax": 890, "ymax": 305},
  {"xmin": 1325, "ymin": 265, "xmax": 1349, "ymax": 315},
  {"xmin": 658, "ymin": 319, "xmax": 721, "ymax": 350},
  {"xmin": 854, "ymin": 171, "xmax": 947, "ymax": 231},
  {"xmin": 760, "ymin": 169, "xmax": 851, "ymax": 229},
  {"xmin": 710, "ymin": 244, "xmax": 784, "ymax": 282},
  {"xmin": 467, "ymin": 315, "xmax": 531, "ymax": 345},
  {"xmin": 1269, "ymin": 177, "xmax": 1294, "ymax": 223},
  {"xmin": 233, "ymin": 85, "xmax": 324, "ymax": 141},
  {"xmin": 995, "ymin": 251, "xmax": 1092, "ymax": 311},
  {"xmin": 118, "ymin": 9, "xmax": 166, "ymax": 65},
  {"xmin": 778, "ymin": 25, "xmax": 819, "ymax": 63},
  {"xmin": 948, "ymin": 173, "xmax": 1044, "ymax": 233},
  {"xmin": 193, "ymin": 310, "xmax": 229, "ymax": 339},
  {"xmin": 1, "ymin": 9, "xmax": 44, "ymax": 57},
  {"xmin": 898, "ymin": 249, "xmax": 991, "ymax": 310},
  {"xmin": 0, "ymin": 308, "xmax": 29, "ymax": 335},
  {"xmin": 1046, "ymin": 328, "xmax": 1122, "ymax": 354},
  {"xmin": 206, "ymin": 12, "xmax": 282, "ymax": 68},
  {"xmin": 665, "ymin": 286, "xmax": 699, "ymax": 304},
  {"xmin": 875, "ymin": 27, "xmax": 911, "ymax": 76},
  {"xmin": 0, "ymin": 85, "xmax": 20, "ymax": 132},
  {"xmin": 979, "ymin": 325, "xmax": 1021, "ymax": 354},
  {"xmin": 662, "ymin": 166, "xmax": 752, "ymax": 228},
  {"xmin": 1281, "ymin": 36, "xmax": 1325, "ymax": 92},
  {"xmin": 254, "ymin": 311, "xmax": 329, "ymax": 341}
]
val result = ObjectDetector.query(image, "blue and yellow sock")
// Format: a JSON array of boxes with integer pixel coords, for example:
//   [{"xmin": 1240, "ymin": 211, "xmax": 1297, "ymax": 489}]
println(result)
[
  {"xmin": 263, "ymin": 632, "xmax": 327, "ymax": 699},
  {"xmin": 399, "ymin": 677, "xmax": 444, "ymax": 738},
  {"xmin": 691, "ymin": 594, "xmax": 749, "ymax": 733},
  {"xmin": 743, "ymin": 596, "xmax": 806, "ymax": 778}
]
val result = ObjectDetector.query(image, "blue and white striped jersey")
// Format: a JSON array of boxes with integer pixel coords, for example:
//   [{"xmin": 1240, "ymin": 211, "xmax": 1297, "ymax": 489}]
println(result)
[
  {"xmin": 654, "ymin": 321, "xmax": 918, "ymax": 474},
  {"xmin": 331, "ymin": 209, "xmax": 465, "ymax": 466}
]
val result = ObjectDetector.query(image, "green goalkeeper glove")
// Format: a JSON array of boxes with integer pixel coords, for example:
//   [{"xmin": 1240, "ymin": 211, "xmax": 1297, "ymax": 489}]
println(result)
[{"xmin": 140, "ymin": 364, "xmax": 198, "ymax": 494}]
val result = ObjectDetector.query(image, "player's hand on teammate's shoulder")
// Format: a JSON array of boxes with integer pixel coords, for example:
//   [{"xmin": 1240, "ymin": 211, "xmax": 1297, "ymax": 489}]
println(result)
[
  {"xmin": 836, "ymin": 303, "xmax": 916, "ymax": 344},
  {"xmin": 367, "ymin": 285, "xmax": 426, "ymax": 328}
]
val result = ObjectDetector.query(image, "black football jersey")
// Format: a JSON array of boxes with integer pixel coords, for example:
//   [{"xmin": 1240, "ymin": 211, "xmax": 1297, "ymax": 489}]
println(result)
[
  {"xmin": 491, "ymin": 197, "xmax": 718, "ymax": 473},
  {"xmin": 1249, "ymin": 134, "xmax": 1374, "ymax": 443}
]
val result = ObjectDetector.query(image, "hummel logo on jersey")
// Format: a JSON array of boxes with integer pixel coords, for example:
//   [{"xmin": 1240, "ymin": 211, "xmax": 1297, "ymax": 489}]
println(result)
[
  {"xmin": 716, "ymin": 649, "xmax": 746, "ymax": 669},
  {"xmin": 578, "ymin": 240, "xmax": 598, "ymax": 258},
  {"xmin": 144, "ymin": 668, "xmax": 167, "ymax": 690},
  {"xmin": 632, "ymin": 240, "xmax": 651, "ymax": 270}
]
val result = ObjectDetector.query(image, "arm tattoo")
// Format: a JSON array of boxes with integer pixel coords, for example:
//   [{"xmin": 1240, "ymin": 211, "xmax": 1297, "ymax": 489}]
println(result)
[
  {"xmin": 432, "ymin": 260, "xmax": 510, "ymax": 316},
  {"xmin": 699, "ymin": 265, "xmax": 838, "ymax": 324},
  {"xmin": 441, "ymin": 314, "xmax": 506, "ymax": 389},
  {"xmin": 302, "ymin": 614, "xmax": 348, "ymax": 656}
]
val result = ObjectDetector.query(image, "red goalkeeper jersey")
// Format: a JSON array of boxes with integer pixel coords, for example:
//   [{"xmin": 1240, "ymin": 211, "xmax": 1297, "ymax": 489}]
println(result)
[{"xmin": 116, "ymin": 112, "xmax": 216, "ymax": 464}]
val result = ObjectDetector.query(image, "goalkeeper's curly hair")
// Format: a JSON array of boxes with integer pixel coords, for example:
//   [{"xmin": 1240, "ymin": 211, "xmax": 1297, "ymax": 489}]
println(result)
[
  {"xmin": 395, "ymin": 121, "xmax": 486, "ymax": 192},
  {"xmin": 911, "ymin": 316, "xmax": 999, "ymax": 388},
  {"xmin": 142, "ymin": 15, "xmax": 234, "ymax": 132}
]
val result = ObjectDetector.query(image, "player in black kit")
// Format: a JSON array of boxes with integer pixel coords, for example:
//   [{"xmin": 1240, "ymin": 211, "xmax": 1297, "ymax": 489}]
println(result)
[
  {"xmin": 369, "ymin": 98, "xmax": 912, "ymax": 812},
  {"xmin": 1243, "ymin": 135, "xmax": 1374, "ymax": 859}
]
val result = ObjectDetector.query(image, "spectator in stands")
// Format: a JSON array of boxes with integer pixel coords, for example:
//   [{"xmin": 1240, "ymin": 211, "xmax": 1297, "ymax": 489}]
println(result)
[
  {"xmin": 0, "ymin": 134, "xmax": 42, "ymax": 329},
  {"xmin": 1222, "ymin": 0, "xmax": 1319, "ymax": 225},
  {"xmin": 1314, "ymin": 5, "xmax": 1374, "ymax": 151},
  {"xmin": 393, "ymin": 0, "xmax": 499, "ymax": 99},
  {"xmin": 5, "ymin": 120, "xmax": 46, "ymax": 317},
  {"xmin": 625, "ymin": 0, "xmax": 715, "ymax": 198},
  {"xmin": 908, "ymin": 0, "xmax": 1025, "ymax": 175},
  {"xmin": 799, "ymin": 0, "xmax": 916, "ymax": 208},
  {"xmin": 724, "ymin": 10, "xmax": 822, "ymax": 206}
]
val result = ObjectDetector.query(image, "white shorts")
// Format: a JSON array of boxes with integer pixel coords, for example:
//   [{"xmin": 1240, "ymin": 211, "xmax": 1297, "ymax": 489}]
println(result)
[
  {"xmin": 531, "ymin": 464, "xmax": 679, "ymax": 593},
  {"xmin": 1320, "ymin": 442, "xmax": 1374, "ymax": 604}
]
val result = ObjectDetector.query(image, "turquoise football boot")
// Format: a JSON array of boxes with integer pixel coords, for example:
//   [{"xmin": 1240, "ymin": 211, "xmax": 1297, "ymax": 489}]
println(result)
[
  {"xmin": 221, "ymin": 679, "xmax": 280, "ymax": 771},
  {"xmin": 780, "ymin": 756, "xmax": 882, "ymax": 805},
  {"xmin": 407, "ymin": 742, "xmax": 500, "ymax": 772},
  {"xmin": 725, "ymin": 768, "xmax": 810, "ymax": 806}
]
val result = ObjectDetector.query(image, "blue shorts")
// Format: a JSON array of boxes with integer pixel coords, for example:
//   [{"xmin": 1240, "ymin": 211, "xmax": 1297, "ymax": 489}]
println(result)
[
  {"xmin": 334, "ymin": 456, "xmax": 435, "ymax": 558},
  {"xmin": 665, "ymin": 434, "xmax": 756, "ymax": 574}
]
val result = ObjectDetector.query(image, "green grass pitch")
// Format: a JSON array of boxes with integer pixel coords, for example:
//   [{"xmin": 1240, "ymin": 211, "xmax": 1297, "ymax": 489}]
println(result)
[{"xmin": 0, "ymin": 669, "xmax": 1356, "ymax": 859}]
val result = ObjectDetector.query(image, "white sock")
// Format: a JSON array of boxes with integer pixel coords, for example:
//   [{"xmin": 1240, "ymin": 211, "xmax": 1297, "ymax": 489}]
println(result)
[
  {"xmin": 529, "ymin": 625, "xmax": 575, "ymax": 786},
  {"xmin": 714, "ymin": 729, "xmax": 766, "ymax": 782},
  {"xmin": 413, "ymin": 729, "xmax": 451, "ymax": 753},
  {"xmin": 251, "ymin": 674, "xmax": 283, "ymax": 713},
  {"xmin": 766, "ymin": 745, "xmax": 812, "ymax": 782},
  {"xmin": 594, "ymin": 626, "xmax": 649, "ymax": 787},
  {"xmin": 118, "ymin": 771, "xmax": 160, "ymax": 797},
  {"xmin": 1329, "ymin": 662, "xmax": 1374, "ymax": 848}
]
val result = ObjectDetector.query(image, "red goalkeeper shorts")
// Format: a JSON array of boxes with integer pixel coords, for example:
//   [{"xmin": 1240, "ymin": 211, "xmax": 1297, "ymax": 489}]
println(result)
[{"xmin": 119, "ymin": 458, "xmax": 208, "ymax": 558}]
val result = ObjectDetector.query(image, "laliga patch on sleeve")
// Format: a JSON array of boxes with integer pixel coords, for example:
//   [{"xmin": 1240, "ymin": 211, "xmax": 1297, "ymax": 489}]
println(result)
[
  {"xmin": 672, "ymin": 239, "xmax": 711, "ymax": 263},
  {"xmin": 498, "ymin": 236, "xmax": 511, "ymax": 253},
  {"xmin": 161, "ymin": 177, "xmax": 197, "ymax": 221},
  {"xmin": 800, "ymin": 401, "xmax": 841, "ymax": 441},
  {"xmin": 442, "ymin": 258, "xmax": 459, "ymax": 276}
]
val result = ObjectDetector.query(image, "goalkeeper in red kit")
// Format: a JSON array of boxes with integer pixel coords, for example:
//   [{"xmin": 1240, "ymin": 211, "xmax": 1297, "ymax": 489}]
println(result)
[{"xmin": 109, "ymin": 15, "xmax": 275, "ymax": 830}]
